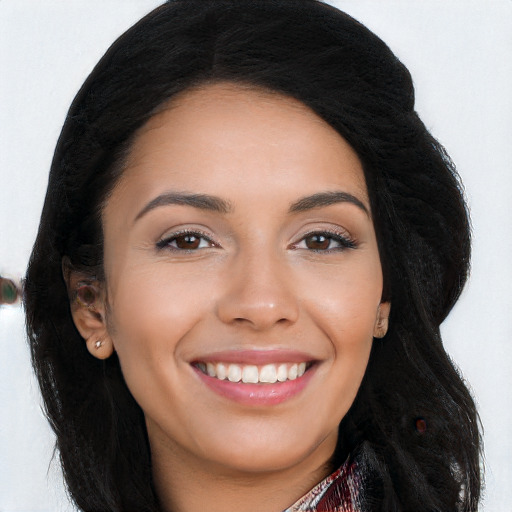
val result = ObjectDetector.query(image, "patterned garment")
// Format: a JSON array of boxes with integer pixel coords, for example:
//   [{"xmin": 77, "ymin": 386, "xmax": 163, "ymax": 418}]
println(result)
[{"xmin": 283, "ymin": 457, "xmax": 362, "ymax": 512}]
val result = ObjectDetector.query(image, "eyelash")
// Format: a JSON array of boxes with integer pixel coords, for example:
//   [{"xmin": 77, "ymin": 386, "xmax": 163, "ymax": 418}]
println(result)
[
  {"xmin": 156, "ymin": 229, "xmax": 217, "ymax": 252},
  {"xmin": 156, "ymin": 229, "xmax": 357, "ymax": 253},
  {"xmin": 291, "ymin": 230, "xmax": 357, "ymax": 252}
]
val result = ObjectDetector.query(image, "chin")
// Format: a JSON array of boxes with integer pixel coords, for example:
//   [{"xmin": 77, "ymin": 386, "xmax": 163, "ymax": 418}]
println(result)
[{"xmin": 195, "ymin": 422, "xmax": 338, "ymax": 476}]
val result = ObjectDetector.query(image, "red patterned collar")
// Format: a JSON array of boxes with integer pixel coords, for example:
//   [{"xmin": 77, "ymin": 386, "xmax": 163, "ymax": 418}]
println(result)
[{"xmin": 283, "ymin": 457, "xmax": 362, "ymax": 512}]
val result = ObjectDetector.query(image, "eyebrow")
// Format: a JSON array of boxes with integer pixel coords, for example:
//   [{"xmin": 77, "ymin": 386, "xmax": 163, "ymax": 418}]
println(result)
[
  {"xmin": 134, "ymin": 189, "xmax": 368, "ymax": 222},
  {"xmin": 135, "ymin": 192, "xmax": 233, "ymax": 221},
  {"xmin": 288, "ymin": 191, "xmax": 369, "ymax": 215}
]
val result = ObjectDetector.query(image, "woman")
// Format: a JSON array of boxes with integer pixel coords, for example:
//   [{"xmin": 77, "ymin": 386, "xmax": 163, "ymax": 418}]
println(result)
[{"xmin": 24, "ymin": 1, "xmax": 481, "ymax": 510}]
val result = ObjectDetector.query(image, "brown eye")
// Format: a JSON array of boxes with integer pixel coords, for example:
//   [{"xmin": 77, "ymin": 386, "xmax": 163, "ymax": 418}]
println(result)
[
  {"xmin": 156, "ymin": 231, "xmax": 215, "ymax": 251},
  {"xmin": 174, "ymin": 234, "xmax": 201, "ymax": 250},
  {"xmin": 294, "ymin": 231, "xmax": 356, "ymax": 252},
  {"xmin": 304, "ymin": 234, "xmax": 331, "ymax": 250}
]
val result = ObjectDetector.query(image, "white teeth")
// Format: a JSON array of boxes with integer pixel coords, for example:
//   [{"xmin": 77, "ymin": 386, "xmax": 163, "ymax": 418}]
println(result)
[
  {"xmin": 228, "ymin": 364, "xmax": 242, "ymax": 382},
  {"xmin": 216, "ymin": 363, "xmax": 227, "ymax": 380},
  {"xmin": 197, "ymin": 361, "xmax": 311, "ymax": 383},
  {"xmin": 206, "ymin": 362, "xmax": 216, "ymax": 377},
  {"xmin": 276, "ymin": 364, "xmax": 288, "ymax": 382},
  {"xmin": 259, "ymin": 364, "xmax": 277, "ymax": 383},
  {"xmin": 242, "ymin": 365, "xmax": 259, "ymax": 383}
]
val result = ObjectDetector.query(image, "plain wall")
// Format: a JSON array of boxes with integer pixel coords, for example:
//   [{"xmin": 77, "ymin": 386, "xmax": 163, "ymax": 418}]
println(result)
[{"xmin": 1, "ymin": 1, "xmax": 511, "ymax": 510}]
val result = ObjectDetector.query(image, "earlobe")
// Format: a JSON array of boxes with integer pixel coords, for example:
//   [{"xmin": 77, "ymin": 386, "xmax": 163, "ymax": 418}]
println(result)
[
  {"xmin": 63, "ymin": 259, "xmax": 115, "ymax": 360},
  {"xmin": 85, "ymin": 335, "xmax": 114, "ymax": 360},
  {"xmin": 374, "ymin": 302, "xmax": 391, "ymax": 339}
]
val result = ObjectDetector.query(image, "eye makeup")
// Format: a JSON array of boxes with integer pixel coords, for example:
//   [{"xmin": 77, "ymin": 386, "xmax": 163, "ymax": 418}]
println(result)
[
  {"xmin": 156, "ymin": 228, "xmax": 218, "ymax": 252},
  {"xmin": 291, "ymin": 229, "xmax": 357, "ymax": 252},
  {"xmin": 155, "ymin": 226, "xmax": 357, "ymax": 254}
]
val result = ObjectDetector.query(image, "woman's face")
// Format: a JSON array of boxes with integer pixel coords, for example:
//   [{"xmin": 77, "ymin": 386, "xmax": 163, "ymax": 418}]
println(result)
[{"xmin": 101, "ymin": 83, "xmax": 389, "ymax": 476}]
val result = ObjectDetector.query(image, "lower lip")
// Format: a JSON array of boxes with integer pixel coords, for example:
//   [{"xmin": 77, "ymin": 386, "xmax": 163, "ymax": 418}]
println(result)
[{"xmin": 192, "ymin": 365, "xmax": 316, "ymax": 406}]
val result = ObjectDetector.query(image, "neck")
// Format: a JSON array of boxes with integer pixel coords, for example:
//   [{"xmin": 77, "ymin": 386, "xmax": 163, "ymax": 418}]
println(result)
[{"xmin": 149, "ymin": 426, "xmax": 338, "ymax": 512}]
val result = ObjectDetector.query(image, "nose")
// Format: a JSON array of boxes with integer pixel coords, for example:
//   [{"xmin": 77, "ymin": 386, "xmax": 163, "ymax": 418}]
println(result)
[{"xmin": 215, "ymin": 250, "xmax": 300, "ymax": 331}]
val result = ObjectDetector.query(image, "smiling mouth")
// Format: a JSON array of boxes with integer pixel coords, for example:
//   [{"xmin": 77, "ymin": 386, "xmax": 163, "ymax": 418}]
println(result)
[{"xmin": 193, "ymin": 361, "xmax": 314, "ymax": 384}]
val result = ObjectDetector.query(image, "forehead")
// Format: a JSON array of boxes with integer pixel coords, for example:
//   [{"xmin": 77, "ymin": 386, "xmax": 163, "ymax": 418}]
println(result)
[{"xmin": 111, "ymin": 82, "xmax": 369, "ymax": 211}]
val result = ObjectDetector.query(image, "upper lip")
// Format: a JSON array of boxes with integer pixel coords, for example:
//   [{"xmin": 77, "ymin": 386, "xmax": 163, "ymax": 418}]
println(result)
[{"xmin": 190, "ymin": 349, "xmax": 317, "ymax": 366}]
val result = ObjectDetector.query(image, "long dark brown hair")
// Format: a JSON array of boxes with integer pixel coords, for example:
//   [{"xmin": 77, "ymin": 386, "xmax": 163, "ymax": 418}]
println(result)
[{"xmin": 25, "ymin": 1, "xmax": 481, "ymax": 510}]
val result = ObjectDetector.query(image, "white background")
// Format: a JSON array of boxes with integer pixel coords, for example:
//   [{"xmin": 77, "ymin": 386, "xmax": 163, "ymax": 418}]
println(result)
[{"xmin": 1, "ymin": 1, "xmax": 511, "ymax": 510}]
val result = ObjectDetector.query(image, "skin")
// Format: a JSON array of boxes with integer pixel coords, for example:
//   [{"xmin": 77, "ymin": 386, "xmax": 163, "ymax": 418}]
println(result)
[{"xmin": 70, "ymin": 83, "xmax": 390, "ymax": 512}]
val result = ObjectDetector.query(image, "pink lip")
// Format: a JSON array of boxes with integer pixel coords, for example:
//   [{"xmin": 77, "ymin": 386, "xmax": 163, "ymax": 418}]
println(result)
[
  {"xmin": 191, "ymin": 349, "xmax": 315, "ymax": 365},
  {"xmin": 191, "ymin": 355, "xmax": 317, "ymax": 407}
]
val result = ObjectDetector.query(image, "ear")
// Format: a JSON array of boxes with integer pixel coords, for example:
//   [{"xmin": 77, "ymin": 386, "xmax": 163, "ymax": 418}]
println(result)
[
  {"xmin": 373, "ymin": 302, "xmax": 391, "ymax": 339},
  {"xmin": 62, "ymin": 259, "xmax": 114, "ymax": 360}
]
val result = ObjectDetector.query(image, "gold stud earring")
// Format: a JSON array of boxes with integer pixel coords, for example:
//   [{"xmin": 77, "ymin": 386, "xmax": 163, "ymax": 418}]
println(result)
[{"xmin": 86, "ymin": 335, "xmax": 113, "ymax": 359}]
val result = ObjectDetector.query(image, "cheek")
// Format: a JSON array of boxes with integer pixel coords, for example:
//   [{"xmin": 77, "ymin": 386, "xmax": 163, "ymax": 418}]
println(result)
[
  {"xmin": 104, "ymin": 266, "xmax": 217, "ymax": 432},
  {"xmin": 297, "ymin": 257, "xmax": 381, "ymax": 412},
  {"xmin": 106, "ymin": 264, "xmax": 215, "ymax": 371},
  {"xmin": 299, "ymin": 258, "xmax": 383, "ymax": 344},
  {"xmin": 305, "ymin": 280, "xmax": 378, "ymax": 422}
]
